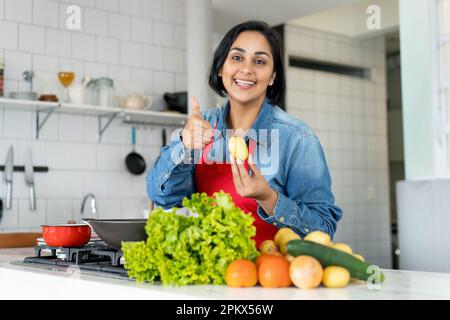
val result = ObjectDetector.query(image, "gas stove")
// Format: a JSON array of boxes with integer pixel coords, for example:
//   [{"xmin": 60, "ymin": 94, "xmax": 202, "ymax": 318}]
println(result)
[{"xmin": 16, "ymin": 241, "xmax": 130, "ymax": 279}]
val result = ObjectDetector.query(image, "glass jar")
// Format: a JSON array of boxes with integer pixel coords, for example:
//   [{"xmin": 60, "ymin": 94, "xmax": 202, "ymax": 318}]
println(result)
[{"xmin": 88, "ymin": 77, "xmax": 115, "ymax": 107}]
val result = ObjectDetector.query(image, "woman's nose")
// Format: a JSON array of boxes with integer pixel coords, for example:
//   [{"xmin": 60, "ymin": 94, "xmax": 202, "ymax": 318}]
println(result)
[{"xmin": 239, "ymin": 61, "xmax": 254, "ymax": 75}]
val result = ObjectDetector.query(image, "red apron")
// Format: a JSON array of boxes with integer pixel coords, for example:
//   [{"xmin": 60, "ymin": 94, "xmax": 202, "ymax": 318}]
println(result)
[{"xmin": 194, "ymin": 126, "xmax": 278, "ymax": 248}]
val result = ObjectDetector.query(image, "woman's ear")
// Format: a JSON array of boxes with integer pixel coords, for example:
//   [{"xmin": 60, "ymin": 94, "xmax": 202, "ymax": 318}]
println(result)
[
  {"xmin": 269, "ymin": 72, "xmax": 276, "ymax": 86},
  {"xmin": 218, "ymin": 67, "xmax": 223, "ymax": 77}
]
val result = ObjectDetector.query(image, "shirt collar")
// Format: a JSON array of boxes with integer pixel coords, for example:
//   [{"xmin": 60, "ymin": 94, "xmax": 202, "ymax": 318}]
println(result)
[{"xmin": 216, "ymin": 97, "xmax": 273, "ymax": 146}]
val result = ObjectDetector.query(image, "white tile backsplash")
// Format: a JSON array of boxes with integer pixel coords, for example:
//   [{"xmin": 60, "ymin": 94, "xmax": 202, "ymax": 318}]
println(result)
[
  {"xmin": 33, "ymin": 0, "xmax": 58, "ymax": 28},
  {"xmin": 0, "ymin": 0, "xmax": 4, "ymax": 19},
  {"xmin": 46, "ymin": 199, "xmax": 74, "ymax": 224},
  {"xmin": 0, "ymin": 21, "xmax": 18, "ymax": 50},
  {"xmin": 84, "ymin": 7, "xmax": 108, "ymax": 36},
  {"xmin": 4, "ymin": 50, "xmax": 32, "ymax": 80},
  {"xmin": 3, "ymin": 109, "xmax": 32, "ymax": 139},
  {"xmin": 5, "ymin": 0, "xmax": 32, "ymax": 23},
  {"xmin": 153, "ymin": 21, "xmax": 172, "ymax": 47},
  {"xmin": 142, "ymin": 44, "xmax": 163, "ymax": 70},
  {"xmin": 108, "ymin": 12, "xmax": 130, "ymax": 40},
  {"xmin": 19, "ymin": 24, "xmax": 46, "ymax": 54},
  {"xmin": 96, "ymin": 37, "xmax": 119, "ymax": 64},
  {"xmin": 163, "ymin": 0, "xmax": 184, "ymax": 25},
  {"xmin": 69, "ymin": 143, "xmax": 97, "ymax": 170},
  {"xmin": 18, "ymin": 199, "xmax": 46, "ymax": 228},
  {"xmin": 152, "ymin": 70, "xmax": 173, "ymax": 95},
  {"xmin": 120, "ymin": 41, "xmax": 141, "ymax": 67},
  {"xmin": 46, "ymin": 29, "xmax": 71, "ymax": 58},
  {"xmin": 58, "ymin": 114, "xmax": 85, "ymax": 142},
  {"xmin": 131, "ymin": 17, "xmax": 152, "ymax": 44},
  {"xmin": 119, "ymin": 0, "xmax": 141, "ymax": 16},
  {"xmin": 71, "ymin": 33, "xmax": 96, "ymax": 61},
  {"xmin": 96, "ymin": 0, "xmax": 119, "ymax": 12},
  {"xmin": 57, "ymin": 171, "xmax": 84, "ymax": 198},
  {"xmin": 96, "ymin": 198, "xmax": 122, "ymax": 219},
  {"xmin": 32, "ymin": 54, "xmax": 59, "ymax": 73},
  {"xmin": 0, "ymin": 0, "xmax": 185, "ymax": 232},
  {"xmin": 142, "ymin": 0, "xmax": 162, "ymax": 20},
  {"xmin": 46, "ymin": 141, "xmax": 72, "ymax": 170},
  {"xmin": 96, "ymin": 144, "xmax": 124, "ymax": 171}
]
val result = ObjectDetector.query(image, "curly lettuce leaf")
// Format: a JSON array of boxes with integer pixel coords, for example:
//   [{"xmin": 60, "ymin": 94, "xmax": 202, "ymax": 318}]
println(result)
[{"xmin": 122, "ymin": 191, "xmax": 258, "ymax": 285}]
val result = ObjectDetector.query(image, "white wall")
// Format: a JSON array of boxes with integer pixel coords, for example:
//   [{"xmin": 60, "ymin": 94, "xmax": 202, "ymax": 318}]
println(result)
[
  {"xmin": 290, "ymin": 0, "xmax": 399, "ymax": 38},
  {"xmin": 0, "ymin": 0, "xmax": 186, "ymax": 232},
  {"xmin": 399, "ymin": 0, "xmax": 440, "ymax": 179},
  {"xmin": 285, "ymin": 24, "xmax": 392, "ymax": 268}
]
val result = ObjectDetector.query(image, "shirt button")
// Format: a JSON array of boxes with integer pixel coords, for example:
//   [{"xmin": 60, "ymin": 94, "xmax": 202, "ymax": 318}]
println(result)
[
  {"xmin": 272, "ymin": 222, "xmax": 278, "ymax": 226},
  {"xmin": 279, "ymin": 217, "xmax": 285, "ymax": 223},
  {"xmin": 304, "ymin": 228, "xmax": 310, "ymax": 233},
  {"xmin": 164, "ymin": 174, "xmax": 169, "ymax": 178}
]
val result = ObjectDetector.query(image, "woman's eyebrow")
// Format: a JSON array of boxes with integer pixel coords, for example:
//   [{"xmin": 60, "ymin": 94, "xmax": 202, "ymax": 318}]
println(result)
[{"xmin": 229, "ymin": 47, "xmax": 271, "ymax": 59}]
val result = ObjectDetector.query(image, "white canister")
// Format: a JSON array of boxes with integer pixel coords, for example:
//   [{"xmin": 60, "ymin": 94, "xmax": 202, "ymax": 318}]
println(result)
[{"xmin": 68, "ymin": 84, "xmax": 85, "ymax": 105}]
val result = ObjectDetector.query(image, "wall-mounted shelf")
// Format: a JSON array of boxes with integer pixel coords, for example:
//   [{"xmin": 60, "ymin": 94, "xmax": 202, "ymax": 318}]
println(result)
[{"xmin": 0, "ymin": 98, "xmax": 187, "ymax": 142}]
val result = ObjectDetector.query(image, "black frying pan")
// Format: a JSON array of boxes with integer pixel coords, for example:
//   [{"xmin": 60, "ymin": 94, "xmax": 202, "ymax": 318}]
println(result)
[
  {"xmin": 125, "ymin": 127, "xmax": 146, "ymax": 175},
  {"xmin": 83, "ymin": 218, "xmax": 148, "ymax": 251}
]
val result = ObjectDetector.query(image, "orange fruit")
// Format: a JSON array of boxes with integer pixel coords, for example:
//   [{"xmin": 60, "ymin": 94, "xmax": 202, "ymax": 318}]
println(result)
[
  {"xmin": 255, "ymin": 254, "xmax": 281, "ymax": 269},
  {"xmin": 258, "ymin": 255, "xmax": 292, "ymax": 288},
  {"xmin": 225, "ymin": 259, "xmax": 258, "ymax": 287}
]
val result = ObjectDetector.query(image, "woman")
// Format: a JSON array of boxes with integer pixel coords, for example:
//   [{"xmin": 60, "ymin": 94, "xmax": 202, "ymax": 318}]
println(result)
[{"xmin": 147, "ymin": 21, "xmax": 342, "ymax": 247}]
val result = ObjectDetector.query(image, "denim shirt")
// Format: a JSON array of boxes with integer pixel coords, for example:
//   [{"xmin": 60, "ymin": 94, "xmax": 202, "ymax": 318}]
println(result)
[{"xmin": 147, "ymin": 97, "xmax": 343, "ymax": 238}]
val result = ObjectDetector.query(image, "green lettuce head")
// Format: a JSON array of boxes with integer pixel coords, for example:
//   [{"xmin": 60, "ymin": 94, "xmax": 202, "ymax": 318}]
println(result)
[{"xmin": 122, "ymin": 191, "xmax": 258, "ymax": 285}]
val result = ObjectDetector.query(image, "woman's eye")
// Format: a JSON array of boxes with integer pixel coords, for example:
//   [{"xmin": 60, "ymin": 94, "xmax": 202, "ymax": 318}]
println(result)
[
  {"xmin": 231, "ymin": 55, "xmax": 241, "ymax": 61},
  {"xmin": 256, "ymin": 60, "xmax": 265, "ymax": 65}
]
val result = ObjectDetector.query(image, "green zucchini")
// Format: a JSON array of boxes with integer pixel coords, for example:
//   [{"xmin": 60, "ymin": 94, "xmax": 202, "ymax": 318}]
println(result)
[{"xmin": 287, "ymin": 240, "xmax": 385, "ymax": 282}]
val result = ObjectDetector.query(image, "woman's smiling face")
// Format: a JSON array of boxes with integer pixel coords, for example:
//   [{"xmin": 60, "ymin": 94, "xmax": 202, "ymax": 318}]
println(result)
[{"xmin": 220, "ymin": 31, "xmax": 276, "ymax": 105}]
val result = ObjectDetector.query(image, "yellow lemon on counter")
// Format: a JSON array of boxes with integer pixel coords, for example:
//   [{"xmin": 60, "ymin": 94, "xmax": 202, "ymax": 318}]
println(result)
[
  {"xmin": 353, "ymin": 253, "xmax": 365, "ymax": 261},
  {"xmin": 279, "ymin": 232, "xmax": 301, "ymax": 255},
  {"xmin": 322, "ymin": 266, "xmax": 350, "ymax": 288},
  {"xmin": 228, "ymin": 136, "xmax": 248, "ymax": 161},
  {"xmin": 332, "ymin": 243, "xmax": 353, "ymax": 255},
  {"xmin": 274, "ymin": 228, "xmax": 297, "ymax": 246},
  {"xmin": 304, "ymin": 231, "xmax": 331, "ymax": 246}
]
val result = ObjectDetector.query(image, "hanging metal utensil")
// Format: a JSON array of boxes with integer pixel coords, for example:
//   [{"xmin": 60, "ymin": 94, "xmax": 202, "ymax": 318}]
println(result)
[
  {"xmin": 125, "ymin": 127, "xmax": 147, "ymax": 175},
  {"xmin": 24, "ymin": 148, "xmax": 36, "ymax": 211},
  {"xmin": 4, "ymin": 146, "xmax": 14, "ymax": 210}
]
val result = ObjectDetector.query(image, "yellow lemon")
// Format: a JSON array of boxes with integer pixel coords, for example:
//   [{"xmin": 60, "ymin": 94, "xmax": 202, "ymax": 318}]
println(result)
[
  {"xmin": 322, "ymin": 266, "xmax": 350, "ymax": 288},
  {"xmin": 304, "ymin": 231, "xmax": 331, "ymax": 246},
  {"xmin": 274, "ymin": 228, "xmax": 296, "ymax": 246},
  {"xmin": 228, "ymin": 136, "xmax": 248, "ymax": 161},
  {"xmin": 353, "ymin": 254, "xmax": 365, "ymax": 261},
  {"xmin": 332, "ymin": 243, "xmax": 353, "ymax": 255},
  {"xmin": 279, "ymin": 232, "xmax": 301, "ymax": 255}
]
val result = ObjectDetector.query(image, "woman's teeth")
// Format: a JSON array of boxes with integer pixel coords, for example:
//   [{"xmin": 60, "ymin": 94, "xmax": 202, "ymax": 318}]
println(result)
[{"xmin": 234, "ymin": 79, "xmax": 255, "ymax": 87}]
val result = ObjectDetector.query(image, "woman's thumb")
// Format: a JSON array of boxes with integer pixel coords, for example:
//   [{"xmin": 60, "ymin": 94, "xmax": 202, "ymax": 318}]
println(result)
[{"xmin": 191, "ymin": 96, "xmax": 201, "ymax": 116}]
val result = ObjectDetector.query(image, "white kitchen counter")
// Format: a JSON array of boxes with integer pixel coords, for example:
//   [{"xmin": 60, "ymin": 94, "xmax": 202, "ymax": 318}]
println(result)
[{"xmin": 1, "ymin": 248, "xmax": 450, "ymax": 300}]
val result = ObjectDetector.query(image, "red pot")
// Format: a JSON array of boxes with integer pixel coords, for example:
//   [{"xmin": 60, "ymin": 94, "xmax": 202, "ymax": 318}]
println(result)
[{"xmin": 42, "ymin": 224, "xmax": 92, "ymax": 247}]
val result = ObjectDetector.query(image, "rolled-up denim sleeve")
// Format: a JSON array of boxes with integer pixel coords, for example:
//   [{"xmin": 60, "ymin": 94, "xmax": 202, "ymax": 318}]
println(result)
[
  {"xmin": 257, "ymin": 134, "xmax": 343, "ymax": 239},
  {"xmin": 147, "ymin": 128, "xmax": 196, "ymax": 209}
]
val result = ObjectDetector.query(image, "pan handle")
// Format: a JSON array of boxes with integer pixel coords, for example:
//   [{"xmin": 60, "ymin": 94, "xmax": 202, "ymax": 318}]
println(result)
[
  {"xmin": 132, "ymin": 127, "xmax": 136, "ymax": 146},
  {"xmin": 5, "ymin": 182, "xmax": 12, "ymax": 210}
]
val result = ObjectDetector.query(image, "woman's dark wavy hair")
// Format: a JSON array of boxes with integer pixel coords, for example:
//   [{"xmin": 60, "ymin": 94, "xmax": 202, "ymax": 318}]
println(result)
[{"xmin": 208, "ymin": 20, "xmax": 285, "ymax": 106}]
